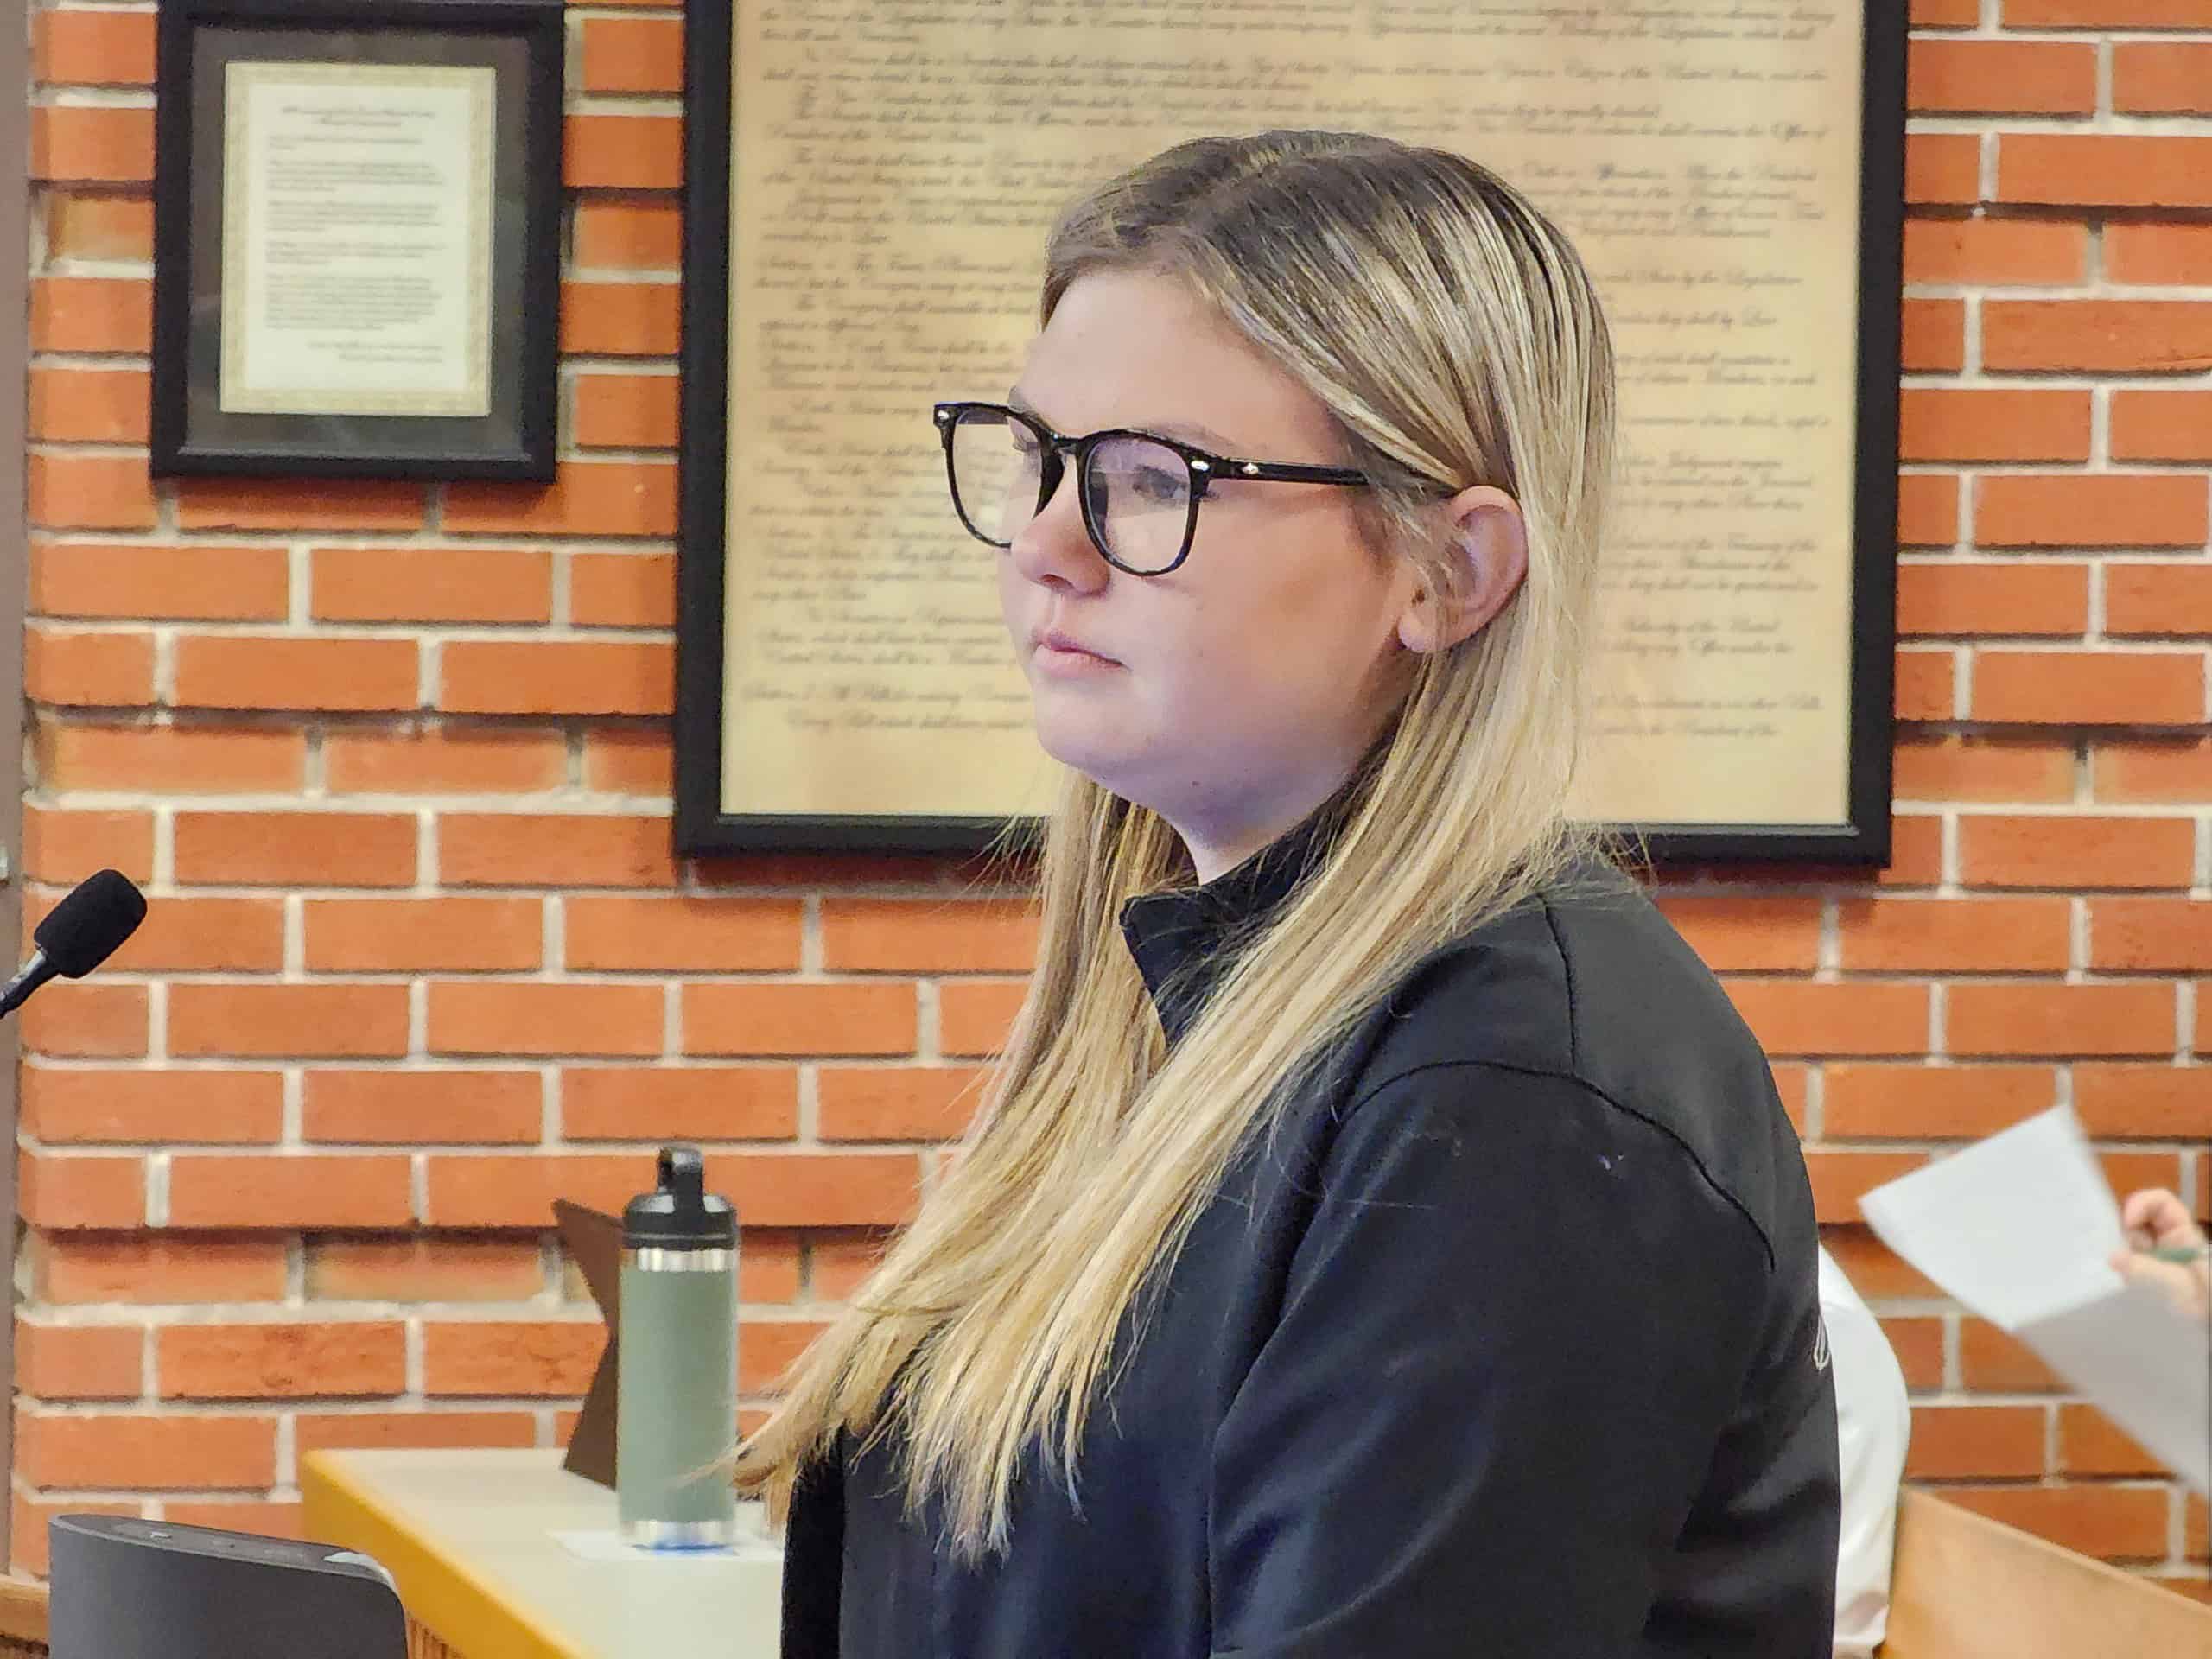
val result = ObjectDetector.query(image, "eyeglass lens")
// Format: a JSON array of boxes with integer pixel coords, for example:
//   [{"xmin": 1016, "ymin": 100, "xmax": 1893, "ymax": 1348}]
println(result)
[{"xmin": 947, "ymin": 407, "xmax": 1193, "ymax": 575}]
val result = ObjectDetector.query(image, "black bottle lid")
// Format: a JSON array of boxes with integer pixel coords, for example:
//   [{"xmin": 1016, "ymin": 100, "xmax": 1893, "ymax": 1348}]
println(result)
[{"xmin": 622, "ymin": 1146, "xmax": 736, "ymax": 1249}]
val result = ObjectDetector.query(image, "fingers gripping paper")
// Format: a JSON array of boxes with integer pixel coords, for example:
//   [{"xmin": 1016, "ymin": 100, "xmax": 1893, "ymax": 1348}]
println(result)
[{"xmin": 1859, "ymin": 1106, "xmax": 2210, "ymax": 1496}]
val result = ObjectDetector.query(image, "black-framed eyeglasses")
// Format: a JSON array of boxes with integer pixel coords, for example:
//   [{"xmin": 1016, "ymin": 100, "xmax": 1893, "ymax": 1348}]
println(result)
[{"xmin": 931, "ymin": 400, "xmax": 1372, "ymax": 576}]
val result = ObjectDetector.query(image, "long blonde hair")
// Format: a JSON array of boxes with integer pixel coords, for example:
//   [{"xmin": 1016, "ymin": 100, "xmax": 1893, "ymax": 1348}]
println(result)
[{"xmin": 735, "ymin": 130, "xmax": 1618, "ymax": 1557}]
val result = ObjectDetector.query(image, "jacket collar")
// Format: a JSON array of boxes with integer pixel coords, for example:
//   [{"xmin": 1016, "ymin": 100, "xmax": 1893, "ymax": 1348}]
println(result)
[{"xmin": 1116, "ymin": 795, "xmax": 1351, "ymax": 1048}]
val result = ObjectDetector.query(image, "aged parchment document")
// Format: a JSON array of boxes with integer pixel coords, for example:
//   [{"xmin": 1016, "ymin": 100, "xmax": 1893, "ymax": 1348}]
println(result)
[{"xmin": 722, "ymin": 1, "xmax": 1865, "ymax": 826}]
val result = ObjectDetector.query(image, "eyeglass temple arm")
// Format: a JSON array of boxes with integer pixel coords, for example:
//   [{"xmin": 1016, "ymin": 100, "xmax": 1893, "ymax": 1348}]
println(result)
[{"xmin": 1204, "ymin": 456, "xmax": 1370, "ymax": 486}]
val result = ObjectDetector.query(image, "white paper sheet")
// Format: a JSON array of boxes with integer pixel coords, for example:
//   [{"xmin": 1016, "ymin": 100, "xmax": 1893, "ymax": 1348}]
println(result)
[{"xmin": 1859, "ymin": 1104, "xmax": 2209, "ymax": 1495}]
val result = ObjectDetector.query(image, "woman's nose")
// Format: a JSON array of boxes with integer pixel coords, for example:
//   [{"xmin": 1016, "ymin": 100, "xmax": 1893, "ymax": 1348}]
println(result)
[{"xmin": 1007, "ymin": 464, "xmax": 1109, "ymax": 592}]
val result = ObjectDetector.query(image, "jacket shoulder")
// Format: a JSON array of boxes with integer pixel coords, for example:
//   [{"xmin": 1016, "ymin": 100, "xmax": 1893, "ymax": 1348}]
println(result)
[{"xmin": 1350, "ymin": 866, "xmax": 1805, "ymax": 1269}]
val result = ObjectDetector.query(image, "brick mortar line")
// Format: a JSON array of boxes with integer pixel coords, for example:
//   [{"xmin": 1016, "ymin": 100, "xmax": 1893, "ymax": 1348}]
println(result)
[
  {"xmin": 26, "ymin": 529, "xmax": 688, "ymax": 555},
  {"xmin": 1901, "ymin": 383, "xmax": 2212, "ymax": 404},
  {"xmin": 28, "ymin": 89, "xmax": 155, "ymax": 108},
  {"xmin": 30, "ymin": 620, "xmax": 686, "ymax": 640},
  {"xmin": 25, "ymin": 969, "xmax": 975, "ymax": 982},
  {"xmin": 1893, "ymin": 318, "xmax": 2212, "ymax": 338},
  {"xmin": 32, "ymin": 791, "xmax": 665, "ymax": 811},
  {"xmin": 1900, "ymin": 552, "xmax": 2208, "ymax": 563},
  {"xmin": 1902, "ymin": 638, "xmax": 2212, "ymax": 652},
  {"xmin": 29, "ymin": 526, "xmax": 687, "ymax": 553},
  {"xmin": 20, "ymin": 1056, "xmax": 835, "ymax": 1071},
  {"xmin": 23, "ymin": 346, "xmax": 156, "ymax": 364},
  {"xmin": 1910, "ymin": 633, "xmax": 2209, "ymax": 649},
  {"xmin": 17, "ymin": 1306, "xmax": 838, "ymax": 1327},
  {"xmin": 22, "ymin": 1307, "xmax": 612, "ymax": 1328},
  {"xmin": 563, "ymin": 92, "xmax": 683, "ymax": 112},
  {"xmin": 1814, "ymin": 1132, "xmax": 2207, "ymax": 1149},
  {"xmin": 1920, "ymin": 16, "xmax": 2212, "ymax": 41},
  {"xmin": 1908, "ymin": 111, "xmax": 2212, "ymax": 135}
]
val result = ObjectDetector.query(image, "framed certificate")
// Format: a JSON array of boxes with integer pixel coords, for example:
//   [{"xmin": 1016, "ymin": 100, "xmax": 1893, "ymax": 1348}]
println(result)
[
  {"xmin": 149, "ymin": 0, "xmax": 563, "ymax": 480},
  {"xmin": 676, "ymin": 3, "xmax": 1904, "ymax": 863}
]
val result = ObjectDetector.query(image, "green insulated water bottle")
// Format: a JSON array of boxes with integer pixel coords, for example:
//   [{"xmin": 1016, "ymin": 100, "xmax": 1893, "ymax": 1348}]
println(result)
[{"xmin": 618, "ymin": 1145, "xmax": 739, "ymax": 1548}]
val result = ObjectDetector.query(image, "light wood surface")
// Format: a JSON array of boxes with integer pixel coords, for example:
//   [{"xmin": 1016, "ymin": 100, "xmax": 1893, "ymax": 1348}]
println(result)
[
  {"xmin": 0, "ymin": 1577, "xmax": 44, "ymax": 1646},
  {"xmin": 302, "ymin": 1448, "xmax": 781, "ymax": 1659},
  {"xmin": 0, "ymin": 1574, "xmax": 45, "ymax": 1656},
  {"xmin": 1881, "ymin": 1487, "xmax": 2212, "ymax": 1658}
]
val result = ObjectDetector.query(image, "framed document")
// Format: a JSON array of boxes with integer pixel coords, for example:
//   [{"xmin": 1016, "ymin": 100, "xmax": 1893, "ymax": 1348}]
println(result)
[
  {"xmin": 150, "ymin": 0, "xmax": 563, "ymax": 480},
  {"xmin": 677, "ymin": 3, "xmax": 1904, "ymax": 862}
]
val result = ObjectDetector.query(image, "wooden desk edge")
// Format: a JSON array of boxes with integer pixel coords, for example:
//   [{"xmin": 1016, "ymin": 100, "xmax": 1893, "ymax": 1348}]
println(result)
[
  {"xmin": 300, "ymin": 1451, "xmax": 587, "ymax": 1659},
  {"xmin": 0, "ymin": 1575, "xmax": 45, "ymax": 1644}
]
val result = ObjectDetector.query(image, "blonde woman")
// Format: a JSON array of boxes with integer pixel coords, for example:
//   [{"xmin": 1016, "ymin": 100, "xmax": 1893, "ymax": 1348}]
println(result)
[{"xmin": 741, "ymin": 131, "xmax": 1840, "ymax": 1657}]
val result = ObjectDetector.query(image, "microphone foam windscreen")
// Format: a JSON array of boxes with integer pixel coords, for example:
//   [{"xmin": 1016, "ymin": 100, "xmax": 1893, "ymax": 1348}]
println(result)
[{"xmin": 35, "ymin": 868, "xmax": 148, "ymax": 978}]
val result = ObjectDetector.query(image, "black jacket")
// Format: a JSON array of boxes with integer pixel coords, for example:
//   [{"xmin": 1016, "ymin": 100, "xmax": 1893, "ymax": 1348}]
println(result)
[{"xmin": 782, "ymin": 835, "xmax": 1840, "ymax": 1656}]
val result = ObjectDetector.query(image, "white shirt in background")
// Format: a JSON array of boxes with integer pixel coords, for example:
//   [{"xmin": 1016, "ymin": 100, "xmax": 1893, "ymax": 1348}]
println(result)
[{"xmin": 1819, "ymin": 1245, "xmax": 1913, "ymax": 1659}]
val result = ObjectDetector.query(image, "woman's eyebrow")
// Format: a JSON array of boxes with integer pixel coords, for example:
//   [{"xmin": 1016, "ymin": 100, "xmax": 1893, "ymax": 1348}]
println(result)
[
  {"xmin": 1006, "ymin": 390, "xmax": 1242, "ymax": 454},
  {"xmin": 1151, "ymin": 417, "xmax": 1242, "ymax": 452}
]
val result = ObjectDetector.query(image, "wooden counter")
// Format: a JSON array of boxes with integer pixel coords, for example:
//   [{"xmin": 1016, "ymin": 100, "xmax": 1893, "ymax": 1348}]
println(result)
[{"xmin": 302, "ymin": 1448, "xmax": 781, "ymax": 1659}]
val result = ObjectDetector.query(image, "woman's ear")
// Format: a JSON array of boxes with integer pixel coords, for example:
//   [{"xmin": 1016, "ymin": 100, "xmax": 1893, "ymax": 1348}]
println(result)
[{"xmin": 1395, "ymin": 486, "xmax": 1530, "ymax": 654}]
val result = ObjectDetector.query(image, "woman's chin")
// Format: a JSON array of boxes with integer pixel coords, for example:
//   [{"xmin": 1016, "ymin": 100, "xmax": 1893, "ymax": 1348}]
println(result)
[{"xmin": 1031, "ymin": 715, "xmax": 1141, "ymax": 796}]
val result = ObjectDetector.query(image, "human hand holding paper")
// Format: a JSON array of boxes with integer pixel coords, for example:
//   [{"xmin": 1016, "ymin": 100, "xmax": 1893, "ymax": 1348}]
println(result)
[
  {"xmin": 1859, "ymin": 1105, "xmax": 2209, "ymax": 1496},
  {"xmin": 2113, "ymin": 1187, "xmax": 2211, "ymax": 1323}
]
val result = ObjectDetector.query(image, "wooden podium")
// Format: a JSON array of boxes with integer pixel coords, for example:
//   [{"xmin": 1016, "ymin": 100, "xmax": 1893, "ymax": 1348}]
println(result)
[
  {"xmin": 1881, "ymin": 1488, "xmax": 2211, "ymax": 1657},
  {"xmin": 301, "ymin": 1448, "xmax": 781, "ymax": 1659}
]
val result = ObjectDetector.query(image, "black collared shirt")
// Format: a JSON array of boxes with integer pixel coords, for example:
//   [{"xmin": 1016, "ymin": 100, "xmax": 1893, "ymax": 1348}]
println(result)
[{"xmin": 783, "ymin": 826, "xmax": 1840, "ymax": 1657}]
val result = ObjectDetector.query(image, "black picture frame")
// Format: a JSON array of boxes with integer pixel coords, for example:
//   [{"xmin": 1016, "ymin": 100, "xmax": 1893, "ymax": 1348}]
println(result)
[
  {"xmin": 149, "ymin": 0, "xmax": 563, "ymax": 481},
  {"xmin": 676, "ymin": 5, "xmax": 1904, "ymax": 864}
]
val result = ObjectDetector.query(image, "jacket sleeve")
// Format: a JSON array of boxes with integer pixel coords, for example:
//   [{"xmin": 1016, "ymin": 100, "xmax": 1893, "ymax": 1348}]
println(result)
[
  {"xmin": 1205, "ymin": 1061, "xmax": 1789, "ymax": 1657},
  {"xmin": 779, "ymin": 1438, "xmax": 846, "ymax": 1659}
]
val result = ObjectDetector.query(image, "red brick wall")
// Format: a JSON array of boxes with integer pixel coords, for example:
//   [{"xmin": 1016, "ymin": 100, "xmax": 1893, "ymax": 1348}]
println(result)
[{"xmin": 16, "ymin": 0, "xmax": 2210, "ymax": 1597}]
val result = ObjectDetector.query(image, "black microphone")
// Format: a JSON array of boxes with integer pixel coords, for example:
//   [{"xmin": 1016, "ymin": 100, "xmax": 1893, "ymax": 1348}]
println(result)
[{"xmin": 0, "ymin": 868, "xmax": 148, "ymax": 1017}]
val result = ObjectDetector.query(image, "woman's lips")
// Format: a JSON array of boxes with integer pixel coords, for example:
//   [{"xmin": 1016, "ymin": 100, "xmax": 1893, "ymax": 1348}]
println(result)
[{"xmin": 1034, "ymin": 629, "xmax": 1122, "ymax": 672}]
